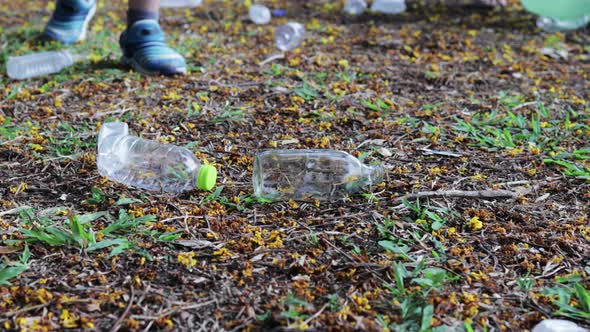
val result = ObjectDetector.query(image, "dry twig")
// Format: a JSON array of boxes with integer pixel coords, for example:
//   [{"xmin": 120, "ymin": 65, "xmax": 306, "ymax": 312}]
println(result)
[
  {"xmin": 131, "ymin": 300, "xmax": 216, "ymax": 320},
  {"xmin": 259, "ymin": 52, "xmax": 285, "ymax": 66},
  {"xmin": 109, "ymin": 284, "xmax": 135, "ymax": 332},
  {"xmin": 2, "ymin": 302, "xmax": 51, "ymax": 318},
  {"xmin": 395, "ymin": 189, "xmax": 520, "ymax": 202}
]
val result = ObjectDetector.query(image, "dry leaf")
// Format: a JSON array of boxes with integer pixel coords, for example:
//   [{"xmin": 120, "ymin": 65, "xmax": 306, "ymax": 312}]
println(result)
[{"xmin": 0, "ymin": 246, "xmax": 20, "ymax": 254}]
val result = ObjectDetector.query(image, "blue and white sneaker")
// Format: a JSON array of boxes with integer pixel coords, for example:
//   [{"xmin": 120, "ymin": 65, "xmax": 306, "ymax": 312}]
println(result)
[
  {"xmin": 119, "ymin": 20, "xmax": 187, "ymax": 76},
  {"xmin": 41, "ymin": 0, "xmax": 97, "ymax": 44}
]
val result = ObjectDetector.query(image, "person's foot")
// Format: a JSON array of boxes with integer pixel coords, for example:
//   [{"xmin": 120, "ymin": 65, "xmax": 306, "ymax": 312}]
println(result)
[
  {"xmin": 479, "ymin": 0, "xmax": 507, "ymax": 6},
  {"xmin": 40, "ymin": 0, "xmax": 97, "ymax": 44},
  {"xmin": 119, "ymin": 20, "xmax": 187, "ymax": 76}
]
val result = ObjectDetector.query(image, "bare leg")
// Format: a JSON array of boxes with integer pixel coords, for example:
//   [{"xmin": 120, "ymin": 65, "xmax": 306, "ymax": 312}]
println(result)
[{"xmin": 127, "ymin": 0, "xmax": 160, "ymax": 26}]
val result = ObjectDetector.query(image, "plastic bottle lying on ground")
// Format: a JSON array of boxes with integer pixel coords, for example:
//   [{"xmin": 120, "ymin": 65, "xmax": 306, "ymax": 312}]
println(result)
[
  {"xmin": 370, "ymin": 0, "xmax": 406, "ymax": 14},
  {"xmin": 97, "ymin": 122, "xmax": 217, "ymax": 194},
  {"xmin": 160, "ymin": 0, "xmax": 202, "ymax": 8},
  {"xmin": 7, "ymin": 50, "xmax": 83, "ymax": 80},
  {"xmin": 249, "ymin": 4, "xmax": 271, "ymax": 24},
  {"xmin": 253, "ymin": 149, "xmax": 384, "ymax": 201},
  {"xmin": 344, "ymin": 0, "xmax": 367, "ymax": 15},
  {"xmin": 532, "ymin": 319, "xmax": 588, "ymax": 332},
  {"xmin": 536, "ymin": 16, "xmax": 590, "ymax": 32},
  {"xmin": 275, "ymin": 22, "xmax": 306, "ymax": 51}
]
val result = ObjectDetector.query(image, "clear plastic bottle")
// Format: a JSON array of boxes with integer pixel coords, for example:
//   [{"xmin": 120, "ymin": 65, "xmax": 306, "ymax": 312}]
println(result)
[
  {"xmin": 97, "ymin": 122, "xmax": 217, "ymax": 193},
  {"xmin": 370, "ymin": 0, "xmax": 406, "ymax": 14},
  {"xmin": 6, "ymin": 50, "xmax": 83, "ymax": 80},
  {"xmin": 253, "ymin": 149, "xmax": 384, "ymax": 201},
  {"xmin": 532, "ymin": 319, "xmax": 588, "ymax": 332},
  {"xmin": 275, "ymin": 22, "xmax": 306, "ymax": 52},
  {"xmin": 536, "ymin": 16, "xmax": 590, "ymax": 32},
  {"xmin": 160, "ymin": 0, "xmax": 202, "ymax": 8},
  {"xmin": 249, "ymin": 4, "xmax": 271, "ymax": 24},
  {"xmin": 344, "ymin": 0, "xmax": 367, "ymax": 15}
]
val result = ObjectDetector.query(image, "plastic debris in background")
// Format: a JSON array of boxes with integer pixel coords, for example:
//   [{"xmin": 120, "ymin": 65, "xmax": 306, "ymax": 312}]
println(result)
[
  {"xmin": 275, "ymin": 22, "xmax": 306, "ymax": 51},
  {"xmin": 7, "ymin": 50, "xmax": 84, "ymax": 80}
]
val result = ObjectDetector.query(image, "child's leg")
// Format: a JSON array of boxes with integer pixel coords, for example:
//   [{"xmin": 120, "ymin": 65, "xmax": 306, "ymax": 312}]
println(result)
[
  {"xmin": 119, "ymin": 0, "xmax": 187, "ymax": 76},
  {"xmin": 128, "ymin": 0, "xmax": 160, "ymax": 26},
  {"xmin": 130, "ymin": 0, "xmax": 160, "ymax": 12},
  {"xmin": 41, "ymin": 0, "xmax": 97, "ymax": 44}
]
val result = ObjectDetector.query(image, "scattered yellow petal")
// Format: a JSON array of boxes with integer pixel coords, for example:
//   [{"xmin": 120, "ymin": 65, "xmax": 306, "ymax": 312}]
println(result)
[{"xmin": 468, "ymin": 216, "xmax": 483, "ymax": 231}]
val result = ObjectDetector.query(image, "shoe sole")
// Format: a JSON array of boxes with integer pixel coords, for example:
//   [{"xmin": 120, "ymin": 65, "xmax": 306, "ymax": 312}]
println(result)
[{"xmin": 121, "ymin": 55, "xmax": 187, "ymax": 76}]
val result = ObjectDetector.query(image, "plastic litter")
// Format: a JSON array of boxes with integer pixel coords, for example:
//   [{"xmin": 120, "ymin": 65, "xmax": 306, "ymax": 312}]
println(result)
[
  {"xmin": 370, "ymin": 0, "xmax": 406, "ymax": 14},
  {"xmin": 344, "ymin": 0, "xmax": 367, "ymax": 15},
  {"xmin": 532, "ymin": 319, "xmax": 588, "ymax": 332},
  {"xmin": 7, "ymin": 50, "xmax": 83, "ymax": 80},
  {"xmin": 275, "ymin": 22, "xmax": 306, "ymax": 51},
  {"xmin": 97, "ymin": 122, "xmax": 217, "ymax": 193},
  {"xmin": 272, "ymin": 9, "xmax": 286, "ymax": 17},
  {"xmin": 160, "ymin": 0, "xmax": 203, "ymax": 8},
  {"xmin": 249, "ymin": 4, "xmax": 271, "ymax": 24},
  {"xmin": 536, "ymin": 16, "xmax": 590, "ymax": 32},
  {"xmin": 253, "ymin": 149, "xmax": 384, "ymax": 201}
]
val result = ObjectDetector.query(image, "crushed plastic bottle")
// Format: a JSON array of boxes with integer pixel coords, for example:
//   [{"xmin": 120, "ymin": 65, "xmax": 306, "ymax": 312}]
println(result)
[
  {"xmin": 536, "ymin": 16, "xmax": 590, "ymax": 32},
  {"xmin": 97, "ymin": 122, "xmax": 217, "ymax": 193},
  {"xmin": 249, "ymin": 4, "xmax": 271, "ymax": 24},
  {"xmin": 370, "ymin": 0, "xmax": 406, "ymax": 14},
  {"xmin": 253, "ymin": 149, "xmax": 384, "ymax": 201},
  {"xmin": 532, "ymin": 319, "xmax": 588, "ymax": 332},
  {"xmin": 160, "ymin": 0, "xmax": 202, "ymax": 8},
  {"xmin": 275, "ymin": 22, "xmax": 306, "ymax": 52},
  {"xmin": 344, "ymin": 0, "xmax": 367, "ymax": 15},
  {"xmin": 7, "ymin": 50, "xmax": 83, "ymax": 80}
]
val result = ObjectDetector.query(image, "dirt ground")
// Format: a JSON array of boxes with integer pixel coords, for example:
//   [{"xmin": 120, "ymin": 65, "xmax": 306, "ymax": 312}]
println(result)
[{"xmin": 1, "ymin": 0, "xmax": 590, "ymax": 331}]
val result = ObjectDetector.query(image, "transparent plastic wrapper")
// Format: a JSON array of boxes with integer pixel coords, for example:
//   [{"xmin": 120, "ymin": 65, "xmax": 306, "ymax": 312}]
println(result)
[
  {"xmin": 344, "ymin": 0, "xmax": 367, "ymax": 15},
  {"xmin": 249, "ymin": 4, "xmax": 271, "ymax": 24},
  {"xmin": 275, "ymin": 22, "xmax": 306, "ymax": 51},
  {"xmin": 97, "ymin": 122, "xmax": 217, "ymax": 193},
  {"xmin": 7, "ymin": 50, "xmax": 83, "ymax": 80},
  {"xmin": 536, "ymin": 16, "xmax": 590, "ymax": 32},
  {"xmin": 253, "ymin": 149, "xmax": 384, "ymax": 201},
  {"xmin": 370, "ymin": 0, "xmax": 406, "ymax": 14},
  {"xmin": 160, "ymin": 0, "xmax": 202, "ymax": 8},
  {"xmin": 532, "ymin": 319, "xmax": 588, "ymax": 332}
]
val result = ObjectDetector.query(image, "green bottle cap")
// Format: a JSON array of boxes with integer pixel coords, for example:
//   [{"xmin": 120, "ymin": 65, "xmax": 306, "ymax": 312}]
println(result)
[
  {"xmin": 197, "ymin": 164, "xmax": 217, "ymax": 191},
  {"xmin": 521, "ymin": 0, "xmax": 590, "ymax": 20}
]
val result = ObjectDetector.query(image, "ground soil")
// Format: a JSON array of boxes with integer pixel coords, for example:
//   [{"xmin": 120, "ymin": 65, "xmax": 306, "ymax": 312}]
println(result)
[{"xmin": 1, "ymin": 0, "xmax": 589, "ymax": 331}]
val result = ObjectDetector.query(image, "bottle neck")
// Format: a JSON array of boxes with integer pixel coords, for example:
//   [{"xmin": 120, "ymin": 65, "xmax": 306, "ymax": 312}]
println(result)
[
  {"xmin": 98, "ymin": 122, "xmax": 130, "ymax": 151},
  {"xmin": 361, "ymin": 164, "xmax": 384, "ymax": 185},
  {"xmin": 64, "ymin": 50, "xmax": 87, "ymax": 63}
]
